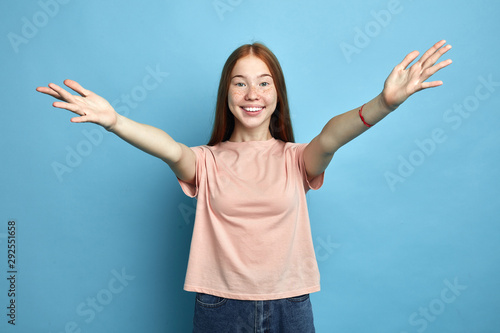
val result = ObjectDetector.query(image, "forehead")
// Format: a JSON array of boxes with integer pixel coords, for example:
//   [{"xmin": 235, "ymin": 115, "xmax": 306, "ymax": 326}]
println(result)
[{"xmin": 231, "ymin": 55, "xmax": 272, "ymax": 77}]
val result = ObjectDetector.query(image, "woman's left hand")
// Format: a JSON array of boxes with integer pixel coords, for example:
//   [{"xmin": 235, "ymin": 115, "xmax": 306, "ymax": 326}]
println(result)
[{"xmin": 381, "ymin": 40, "xmax": 452, "ymax": 111}]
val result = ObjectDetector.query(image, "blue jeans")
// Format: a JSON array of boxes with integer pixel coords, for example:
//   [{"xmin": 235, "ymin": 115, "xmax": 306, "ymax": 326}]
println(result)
[{"xmin": 193, "ymin": 293, "xmax": 315, "ymax": 333}]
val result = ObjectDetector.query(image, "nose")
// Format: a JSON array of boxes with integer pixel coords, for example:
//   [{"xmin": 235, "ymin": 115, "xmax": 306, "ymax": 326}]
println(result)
[{"xmin": 245, "ymin": 84, "xmax": 259, "ymax": 100}]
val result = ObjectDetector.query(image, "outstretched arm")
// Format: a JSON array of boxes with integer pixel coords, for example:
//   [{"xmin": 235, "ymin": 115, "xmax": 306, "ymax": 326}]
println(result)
[
  {"xmin": 36, "ymin": 80, "xmax": 196, "ymax": 183},
  {"xmin": 303, "ymin": 40, "xmax": 453, "ymax": 178}
]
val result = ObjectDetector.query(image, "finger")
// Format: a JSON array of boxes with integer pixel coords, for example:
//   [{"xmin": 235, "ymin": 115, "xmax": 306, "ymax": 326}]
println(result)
[
  {"xmin": 422, "ymin": 44, "xmax": 452, "ymax": 69},
  {"xmin": 417, "ymin": 40, "xmax": 447, "ymax": 65},
  {"xmin": 53, "ymin": 101, "xmax": 85, "ymax": 116},
  {"xmin": 36, "ymin": 86, "xmax": 63, "ymax": 100},
  {"xmin": 419, "ymin": 59, "xmax": 452, "ymax": 90},
  {"xmin": 421, "ymin": 80, "xmax": 444, "ymax": 89},
  {"xmin": 64, "ymin": 79, "xmax": 92, "ymax": 97},
  {"xmin": 70, "ymin": 115, "xmax": 91, "ymax": 123},
  {"xmin": 419, "ymin": 58, "xmax": 452, "ymax": 89},
  {"xmin": 424, "ymin": 58, "xmax": 453, "ymax": 78},
  {"xmin": 48, "ymin": 82, "xmax": 76, "ymax": 102},
  {"xmin": 416, "ymin": 59, "xmax": 452, "ymax": 87},
  {"xmin": 400, "ymin": 50, "xmax": 420, "ymax": 70},
  {"xmin": 70, "ymin": 110, "xmax": 98, "ymax": 124}
]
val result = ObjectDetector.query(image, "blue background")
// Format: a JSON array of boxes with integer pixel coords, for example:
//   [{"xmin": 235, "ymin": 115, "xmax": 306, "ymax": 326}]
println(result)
[{"xmin": 1, "ymin": 0, "xmax": 499, "ymax": 332}]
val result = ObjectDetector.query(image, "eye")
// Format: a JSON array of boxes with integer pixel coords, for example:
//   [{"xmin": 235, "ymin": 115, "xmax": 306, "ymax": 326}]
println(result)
[
  {"xmin": 235, "ymin": 82, "xmax": 246, "ymax": 87},
  {"xmin": 260, "ymin": 82, "xmax": 269, "ymax": 87}
]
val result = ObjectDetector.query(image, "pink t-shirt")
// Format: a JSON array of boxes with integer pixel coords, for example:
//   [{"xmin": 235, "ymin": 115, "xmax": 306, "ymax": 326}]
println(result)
[{"xmin": 177, "ymin": 138, "xmax": 324, "ymax": 300}]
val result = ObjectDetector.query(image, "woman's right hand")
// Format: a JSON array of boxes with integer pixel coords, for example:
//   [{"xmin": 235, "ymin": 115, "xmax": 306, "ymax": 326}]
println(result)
[{"xmin": 36, "ymin": 79, "xmax": 118, "ymax": 131}]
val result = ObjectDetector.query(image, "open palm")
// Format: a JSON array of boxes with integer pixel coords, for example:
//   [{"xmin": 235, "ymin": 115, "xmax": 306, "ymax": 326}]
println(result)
[
  {"xmin": 36, "ymin": 79, "xmax": 117, "ymax": 130},
  {"xmin": 382, "ymin": 40, "xmax": 452, "ymax": 110}
]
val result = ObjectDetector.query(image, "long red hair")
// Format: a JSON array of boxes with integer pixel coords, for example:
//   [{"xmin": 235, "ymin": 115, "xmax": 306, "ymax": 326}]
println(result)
[{"xmin": 207, "ymin": 43, "xmax": 294, "ymax": 145}]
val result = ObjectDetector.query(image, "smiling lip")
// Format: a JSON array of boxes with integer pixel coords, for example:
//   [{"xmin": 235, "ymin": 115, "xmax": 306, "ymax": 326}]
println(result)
[{"xmin": 241, "ymin": 106, "xmax": 264, "ymax": 116}]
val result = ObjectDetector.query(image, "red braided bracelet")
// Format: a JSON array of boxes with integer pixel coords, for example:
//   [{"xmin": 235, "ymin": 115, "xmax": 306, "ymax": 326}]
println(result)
[{"xmin": 358, "ymin": 104, "xmax": 373, "ymax": 128}]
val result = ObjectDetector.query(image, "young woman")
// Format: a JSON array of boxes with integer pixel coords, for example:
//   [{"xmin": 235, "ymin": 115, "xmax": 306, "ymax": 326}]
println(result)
[{"xmin": 37, "ymin": 40, "xmax": 452, "ymax": 332}]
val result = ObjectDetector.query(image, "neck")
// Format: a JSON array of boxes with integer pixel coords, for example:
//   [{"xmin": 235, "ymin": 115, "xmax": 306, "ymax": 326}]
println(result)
[{"xmin": 228, "ymin": 125, "xmax": 272, "ymax": 142}]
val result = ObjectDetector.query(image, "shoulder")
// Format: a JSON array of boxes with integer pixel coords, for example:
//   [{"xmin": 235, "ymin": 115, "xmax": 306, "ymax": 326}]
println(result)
[
  {"xmin": 188, "ymin": 144, "xmax": 219, "ymax": 154},
  {"xmin": 283, "ymin": 141, "xmax": 307, "ymax": 149},
  {"xmin": 282, "ymin": 141, "xmax": 308, "ymax": 154},
  {"xmin": 187, "ymin": 144, "xmax": 223, "ymax": 163}
]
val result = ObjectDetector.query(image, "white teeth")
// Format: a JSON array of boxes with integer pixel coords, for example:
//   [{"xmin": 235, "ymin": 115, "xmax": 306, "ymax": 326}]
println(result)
[{"xmin": 244, "ymin": 107, "xmax": 263, "ymax": 112}]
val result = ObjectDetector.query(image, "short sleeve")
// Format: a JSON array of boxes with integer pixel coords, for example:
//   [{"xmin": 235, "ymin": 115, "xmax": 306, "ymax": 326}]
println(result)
[
  {"xmin": 296, "ymin": 143, "xmax": 325, "ymax": 191},
  {"xmin": 177, "ymin": 146, "xmax": 205, "ymax": 198}
]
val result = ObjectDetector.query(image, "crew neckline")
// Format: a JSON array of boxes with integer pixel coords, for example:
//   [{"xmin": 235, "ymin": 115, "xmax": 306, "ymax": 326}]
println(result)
[{"xmin": 221, "ymin": 137, "xmax": 278, "ymax": 146}]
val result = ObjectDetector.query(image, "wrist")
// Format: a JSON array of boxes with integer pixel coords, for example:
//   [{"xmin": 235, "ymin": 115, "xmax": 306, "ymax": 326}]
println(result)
[
  {"xmin": 378, "ymin": 93, "xmax": 399, "ymax": 113},
  {"xmin": 106, "ymin": 113, "xmax": 121, "ymax": 133}
]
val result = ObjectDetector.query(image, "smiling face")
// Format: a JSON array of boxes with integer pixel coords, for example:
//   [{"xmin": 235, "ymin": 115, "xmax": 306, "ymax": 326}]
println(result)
[{"xmin": 227, "ymin": 55, "xmax": 278, "ymax": 141}]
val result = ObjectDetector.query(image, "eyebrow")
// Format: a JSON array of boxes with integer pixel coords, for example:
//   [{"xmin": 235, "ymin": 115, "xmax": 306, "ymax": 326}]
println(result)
[{"xmin": 231, "ymin": 74, "xmax": 273, "ymax": 80}]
